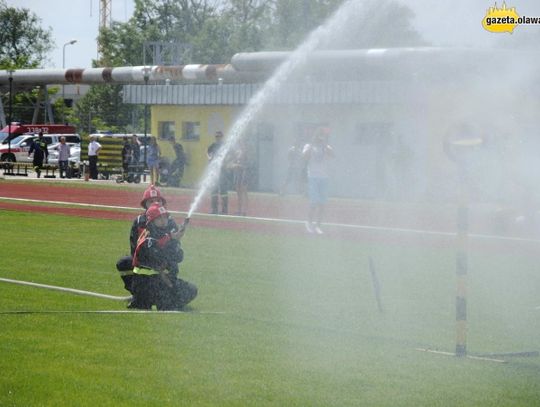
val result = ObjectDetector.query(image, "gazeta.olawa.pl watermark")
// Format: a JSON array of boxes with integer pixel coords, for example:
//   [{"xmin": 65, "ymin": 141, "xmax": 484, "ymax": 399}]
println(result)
[{"xmin": 482, "ymin": 2, "xmax": 540, "ymax": 33}]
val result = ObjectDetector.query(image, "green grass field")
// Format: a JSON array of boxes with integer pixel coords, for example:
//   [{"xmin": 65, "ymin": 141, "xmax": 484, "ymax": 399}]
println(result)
[{"xmin": 0, "ymin": 209, "xmax": 539, "ymax": 406}]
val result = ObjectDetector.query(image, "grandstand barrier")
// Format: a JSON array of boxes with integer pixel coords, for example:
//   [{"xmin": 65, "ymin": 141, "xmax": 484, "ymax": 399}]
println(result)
[
  {"xmin": 1, "ymin": 162, "xmax": 59, "ymax": 178},
  {"xmin": 82, "ymin": 135, "xmax": 124, "ymax": 180},
  {"xmin": 0, "ymin": 161, "xmax": 85, "ymax": 179},
  {"xmin": 1, "ymin": 161, "xmax": 29, "ymax": 176},
  {"xmin": 81, "ymin": 135, "xmax": 147, "ymax": 180}
]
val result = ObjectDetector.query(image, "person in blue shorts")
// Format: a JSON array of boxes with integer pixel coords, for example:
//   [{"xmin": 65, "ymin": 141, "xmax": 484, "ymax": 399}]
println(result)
[{"xmin": 302, "ymin": 127, "xmax": 334, "ymax": 235}]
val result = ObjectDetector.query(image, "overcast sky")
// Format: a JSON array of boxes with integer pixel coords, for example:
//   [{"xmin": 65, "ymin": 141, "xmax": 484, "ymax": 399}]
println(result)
[{"xmin": 7, "ymin": 0, "xmax": 540, "ymax": 68}]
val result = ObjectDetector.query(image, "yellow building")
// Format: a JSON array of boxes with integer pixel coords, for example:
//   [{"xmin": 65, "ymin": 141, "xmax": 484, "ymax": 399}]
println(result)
[{"xmin": 122, "ymin": 48, "xmax": 540, "ymax": 202}]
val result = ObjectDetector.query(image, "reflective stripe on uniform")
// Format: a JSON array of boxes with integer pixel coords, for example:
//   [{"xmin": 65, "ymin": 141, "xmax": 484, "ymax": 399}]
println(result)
[
  {"xmin": 132, "ymin": 266, "xmax": 159, "ymax": 276},
  {"xmin": 117, "ymin": 269, "xmax": 134, "ymax": 276}
]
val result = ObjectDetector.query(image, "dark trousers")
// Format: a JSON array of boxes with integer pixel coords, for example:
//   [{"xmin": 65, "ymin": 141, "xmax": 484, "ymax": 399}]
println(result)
[
  {"xmin": 211, "ymin": 170, "xmax": 229, "ymax": 214},
  {"xmin": 130, "ymin": 274, "xmax": 198, "ymax": 310},
  {"xmin": 89, "ymin": 155, "xmax": 98, "ymax": 179},
  {"xmin": 33, "ymin": 155, "xmax": 44, "ymax": 176},
  {"xmin": 59, "ymin": 160, "xmax": 69, "ymax": 178},
  {"xmin": 116, "ymin": 255, "xmax": 135, "ymax": 293}
]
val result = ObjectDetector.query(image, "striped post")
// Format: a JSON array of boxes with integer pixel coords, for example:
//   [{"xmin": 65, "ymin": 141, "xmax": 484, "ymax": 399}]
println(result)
[{"xmin": 455, "ymin": 175, "xmax": 468, "ymax": 357}]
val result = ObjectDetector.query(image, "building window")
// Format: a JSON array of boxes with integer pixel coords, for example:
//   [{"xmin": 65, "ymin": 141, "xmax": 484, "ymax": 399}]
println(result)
[
  {"xmin": 182, "ymin": 121, "xmax": 200, "ymax": 141},
  {"xmin": 355, "ymin": 122, "xmax": 391, "ymax": 145},
  {"xmin": 158, "ymin": 121, "xmax": 175, "ymax": 140}
]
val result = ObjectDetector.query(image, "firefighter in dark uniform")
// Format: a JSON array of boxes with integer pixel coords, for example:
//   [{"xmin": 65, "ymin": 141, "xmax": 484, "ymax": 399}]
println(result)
[
  {"xmin": 28, "ymin": 132, "xmax": 48, "ymax": 178},
  {"xmin": 117, "ymin": 185, "xmax": 171, "ymax": 293},
  {"xmin": 130, "ymin": 202, "xmax": 197, "ymax": 310},
  {"xmin": 116, "ymin": 185, "xmax": 194, "ymax": 309}
]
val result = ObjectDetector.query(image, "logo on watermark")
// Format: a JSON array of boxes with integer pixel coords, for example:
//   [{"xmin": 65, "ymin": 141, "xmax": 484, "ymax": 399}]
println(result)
[
  {"xmin": 482, "ymin": 2, "xmax": 540, "ymax": 33},
  {"xmin": 482, "ymin": 2, "xmax": 519, "ymax": 33}
]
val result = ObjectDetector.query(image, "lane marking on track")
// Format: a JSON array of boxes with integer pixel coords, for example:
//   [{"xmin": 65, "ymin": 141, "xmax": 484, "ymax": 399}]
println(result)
[{"xmin": 1, "ymin": 196, "xmax": 540, "ymax": 244}]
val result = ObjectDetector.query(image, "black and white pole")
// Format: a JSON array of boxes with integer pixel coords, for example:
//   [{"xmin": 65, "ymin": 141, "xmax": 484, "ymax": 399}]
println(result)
[
  {"xmin": 455, "ymin": 168, "xmax": 468, "ymax": 357},
  {"xmin": 448, "ymin": 135, "xmax": 482, "ymax": 357}
]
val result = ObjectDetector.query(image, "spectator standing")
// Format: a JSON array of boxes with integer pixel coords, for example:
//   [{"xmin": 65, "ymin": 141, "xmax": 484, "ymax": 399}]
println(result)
[
  {"xmin": 28, "ymin": 132, "xmax": 49, "ymax": 178},
  {"xmin": 146, "ymin": 136, "xmax": 161, "ymax": 186},
  {"xmin": 168, "ymin": 138, "xmax": 186, "ymax": 187},
  {"xmin": 302, "ymin": 128, "xmax": 334, "ymax": 234},
  {"xmin": 130, "ymin": 134, "xmax": 141, "ymax": 166},
  {"xmin": 121, "ymin": 137, "xmax": 131, "ymax": 177},
  {"xmin": 207, "ymin": 131, "xmax": 229, "ymax": 215},
  {"xmin": 56, "ymin": 136, "xmax": 71, "ymax": 178},
  {"xmin": 87, "ymin": 135, "xmax": 102, "ymax": 180},
  {"xmin": 230, "ymin": 140, "xmax": 251, "ymax": 216}
]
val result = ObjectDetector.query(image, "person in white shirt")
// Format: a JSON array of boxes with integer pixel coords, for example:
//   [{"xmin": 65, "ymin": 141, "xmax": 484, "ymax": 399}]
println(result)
[
  {"xmin": 302, "ymin": 128, "xmax": 334, "ymax": 234},
  {"xmin": 56, "ymin": 136, "xmax": 71, "ymax": 178},
  {"xmin": 88, "ymin": 136, "xmax": 102, "ymax": 180}
]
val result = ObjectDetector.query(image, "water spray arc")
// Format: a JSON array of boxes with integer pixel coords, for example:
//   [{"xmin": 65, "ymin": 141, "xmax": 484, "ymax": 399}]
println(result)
[{"xmin": 186, "ymin": 0, "xmax": 363, "ymax": 218}]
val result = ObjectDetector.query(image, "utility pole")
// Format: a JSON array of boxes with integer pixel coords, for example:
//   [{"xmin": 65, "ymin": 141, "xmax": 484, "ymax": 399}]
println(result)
[
  {"xmin": 97, "ymin": 0, "xmax": 112, "ymax": 60},
  {"xmin": 62, "ymin": 39, "xmax": 77, "ymax": 123},
  {"xmin": 7, "ymin": 69, "xmax": 13, "ymax": 155}
]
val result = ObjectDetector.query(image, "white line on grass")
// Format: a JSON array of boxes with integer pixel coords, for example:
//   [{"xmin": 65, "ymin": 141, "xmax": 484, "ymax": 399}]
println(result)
[
  {"xmin": 1, "ymin": 195, "xmax": 540, "ymax": 244},
  {"xmin": 0, "ymin": 277, "xmax": 132, "ymax": 301},
  {"xmin": 0, "ymin": 310, "xmax": 227, "ymax": 315},
  {"xmin": 0, "ymin": 196, "xmax": 140, "ymax": 212}
]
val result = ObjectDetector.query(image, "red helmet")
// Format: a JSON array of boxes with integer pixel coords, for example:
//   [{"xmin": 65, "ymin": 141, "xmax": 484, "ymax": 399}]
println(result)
[
  {"xmin": 140, "ymin": 184, "xmax": 166, "ymax": 208},
  {"xmin": 145, "ymin": 202, "xmax": 169, "ymax": 225}
]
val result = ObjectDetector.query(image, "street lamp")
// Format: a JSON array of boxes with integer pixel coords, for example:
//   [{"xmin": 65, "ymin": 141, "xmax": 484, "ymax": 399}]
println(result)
[
  {"xmin": 7, "ymin": 69, "xmax": 14, "ymax": 156},
  {"xmin": 62, "ymin": 39, "xmax": 77, "ymax": 123}
]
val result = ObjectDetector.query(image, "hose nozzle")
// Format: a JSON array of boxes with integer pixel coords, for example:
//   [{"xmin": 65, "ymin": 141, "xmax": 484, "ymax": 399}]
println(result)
[{"xmin": 180, "ymin": 217, "xmax": 190, "ymax": 232}]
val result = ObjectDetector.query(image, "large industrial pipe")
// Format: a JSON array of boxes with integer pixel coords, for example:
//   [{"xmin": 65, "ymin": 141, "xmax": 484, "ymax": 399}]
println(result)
[
  {"xmin": 0, "ymin": 47, "xmax": 534, "ymax": 87},
  {"xmin": 0, "ymin": 64, "xmax": 264, "ymax": 86},
  {"xmin": 230, "ymin": 47, "xmax": 533, "ymax": 72}
]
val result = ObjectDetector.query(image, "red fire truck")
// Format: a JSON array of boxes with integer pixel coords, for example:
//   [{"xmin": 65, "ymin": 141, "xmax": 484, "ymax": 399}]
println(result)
[{"xmin": 0, "ymin": 123, "xmax": 76, "ymax": 143}]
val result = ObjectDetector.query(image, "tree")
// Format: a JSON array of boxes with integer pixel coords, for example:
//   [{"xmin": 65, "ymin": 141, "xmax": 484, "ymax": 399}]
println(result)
[
  {"xmin": 265, "ymin": 0, "xmax": 342, "ymax": 49},
  {"xmin": 330, "ymin": 1, "xmax": 427, "ymax": 49},
  {"xmin": 0, "ymin": 0, "xmax": 54, "ymax": 69},
  {"xmin": 223, "ymin": 0, "xmax": 269, "ymax": 53},
  {"xmin": 81, "ymin": 0, "xmax": 226, "ymax": 132},
  {"xmin": 77, "ymin": 0, "xmax": 426, "ymax": 133},
  {"xmin": 266, "ymin": 0, "xmax": 426, "ymax": 50},
  {"xmin": 73, "ymin": 85, "xmax": 136, "ymax": 134},
  {"xmin": 0, "ymin": 1, "xmax": 55, "ymax": 125}
]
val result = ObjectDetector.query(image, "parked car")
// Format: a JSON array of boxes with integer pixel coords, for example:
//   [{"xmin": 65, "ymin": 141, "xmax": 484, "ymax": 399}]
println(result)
[
  {"xmin": 48, "ymin": 143, "xmax": 81, "ymax": 165},
  {"xmin": 0, "ymin": 134, "xmax": 80, "ymax": 163},
  {"xmin": 0, "ymin": 135, "xmax": 36, "ymax": 162}
]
